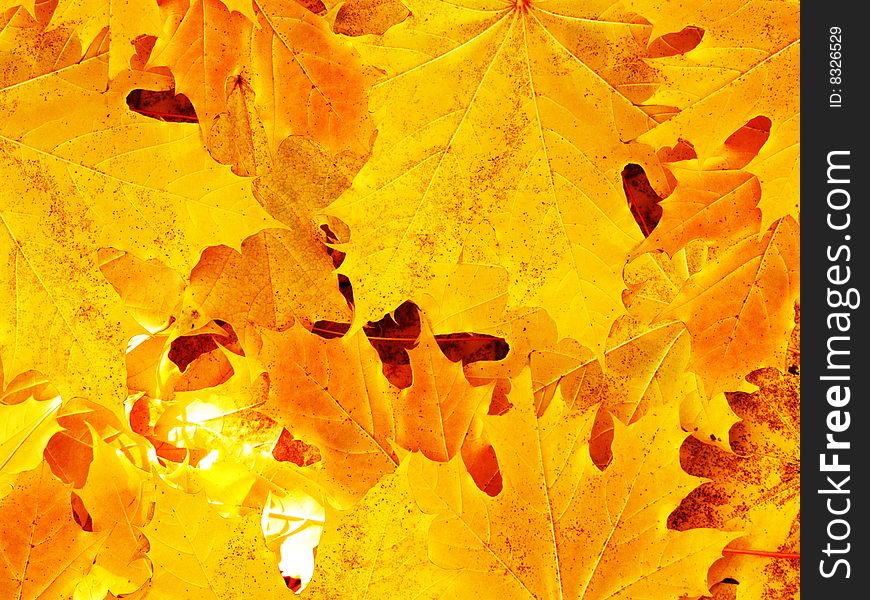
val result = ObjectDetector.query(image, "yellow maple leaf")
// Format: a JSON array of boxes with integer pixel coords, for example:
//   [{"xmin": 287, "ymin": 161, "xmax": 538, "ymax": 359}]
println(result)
[
  {"xmin": 307, "ymin": 370, "xmax": 735, "ymax": 598},
  {"xmin": 0, "ymin": 45, "xmax": 279, "ymax": 404},
  {"xmin": 144, "ymin": 473, "xmax": 289, "ymax": 599},
  {"xmin": 634, "ymin": 0, "xmax": 799, "ymax": 230},
  {"xmin": 325, "ymin": 0, "xmax": 676, "ymax": 349}
]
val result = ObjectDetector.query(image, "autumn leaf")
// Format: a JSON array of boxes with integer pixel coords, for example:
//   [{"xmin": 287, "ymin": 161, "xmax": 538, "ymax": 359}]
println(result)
[
  {"xmin": 393, "ymin": 319, "xmax": 493, "ymax": 461},
  {"xmin": 670, "ymin": 367, "xmax": 800, "ymax": 599},
  {"xmin": 0, "ymin": 374, "xmax": 62, "ymax": 476},
  {"xmin": 325, "ymin": 0, "xmax": 677, "ymax": 349},
  {"xmin": 144, "ymin": 473, "xmax": 289, "ymax": 599},
  {"xmin": 332, "ymin": 0, "xmax": 410, "ymax": 36},
  {"xmin": 45, "ymin": 0, "xmax": 163, "ymax": 77},
  {"xmin": 307, "ymin": 370, "xmax": 735, "ymax": 598},
  {"xmin": 0, "ymin": 43, "xmax": 280, "ymax": 405},
  {"xmin": 0, "ymin": 463, "xmax": 109, "ymax": 600},
  {"xmin": 257, "ymin": 310, "xmax": 492, "ymax": 503},
  {"xmin": 638, "ymin": 166, "xmax": 762, "ymax": 257},
  {"xmin": 257, "ymin": 323, "xmax": 401, "ymax": 505},
  {"xmin": 148, "ymin": 0, "xmax": 374, "ymax": 155},
  {"xmin": 303, "ymin": 457, "xmax": 458, "ymax": 599},
  {"xmin": 658, "ymin": 217, "xmax": 799, "ymax": 395},
  {"xmin": 75, "ymin": 432, "xmax": 155, "ymax": 595},
  {"xmin": 634, "ymin": 0, "xmax": 799, "ymax": 229},
  {"xmin": 0, "ymin": 0, "xmax": 800, "ymax": 596},
  {"xmin": 181, "ymin": 227, "xmax": 349, "ymax": 339}
]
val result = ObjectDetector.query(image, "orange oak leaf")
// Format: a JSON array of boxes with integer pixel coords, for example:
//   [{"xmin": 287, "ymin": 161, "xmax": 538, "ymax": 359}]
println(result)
[
  {"xmin": 670, "ymin": 367, "xmax": 800, "ymax": 600},
  {"xmin": 638, "ymin": 166, "xmax": 762, "ymax": 257},
  {"xmin": 633, "ymin": 0, "xmax": 799, "ymax": 230},
  {"xmin": 0, "ymin": 463, "xmax": 109, "ymax": 599},
  {"xmin": 658, "ymin": 217, "xmax": 799, "ymax": 396},
  {"xmin": 148, "ymin": 0, "xmax": 374, "ymax": 155},
  {"xmin": 394, "ymin": 319, "xmax": 493, "ymax": 462},
  {"xmin": 257, "ymin": 312, "xmax": 492, "ymax": 504},
  {"xmin": 257, "ymin": 324, "xmax": 401, "ymax": 505}
]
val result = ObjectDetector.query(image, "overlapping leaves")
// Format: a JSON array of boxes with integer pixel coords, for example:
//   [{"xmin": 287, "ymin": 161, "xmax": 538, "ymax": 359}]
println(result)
[{"xmin": 0, "ymin": 0, "xmax": 799, "ymax": 598}]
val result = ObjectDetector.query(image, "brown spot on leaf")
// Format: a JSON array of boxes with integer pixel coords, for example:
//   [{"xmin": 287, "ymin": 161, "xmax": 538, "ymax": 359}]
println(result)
[
  {"xmin": 437, "ymin": 332, "xmax": 509, "ymax": 365},
  {"xmin": 126, "ymin": 89, "xmax": 198, "ymax": 123},
  {"xmin": 648, "ymin": 26, "xmax": 705, "ymax": 58},
  {"xmin": 622, "ymin": 164, "xmax": 663, "ymax": 237},
  {"xmin": 272, "ymin": 428, "xmax": 322, "ymax": 467},
  {"xmin": 168, "ymin": 334, "xmax": 219, "ymax": 372},
  {"xmin": 71, "ymin": 492, "xmax": 93, "ymax": 532}
]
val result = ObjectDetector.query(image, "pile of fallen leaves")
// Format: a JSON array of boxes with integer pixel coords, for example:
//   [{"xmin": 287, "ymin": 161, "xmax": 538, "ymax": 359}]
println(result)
[{"xmin": 0, "ymin": 0, "xmax": 799, "ymax": 598}]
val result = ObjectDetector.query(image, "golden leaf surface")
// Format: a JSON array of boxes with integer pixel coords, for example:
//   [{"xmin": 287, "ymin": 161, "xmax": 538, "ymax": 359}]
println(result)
[
  {"xmin": 325, "ymin": 0, "xmax": 673, "ymax": 348},
  {"xmin": 148, "ymin": 0, "xmax": 374, "ymax": 155},
  {"xmin": 0, "ymin": 463, "xmax": 108, "ymax": 600},
  {"xmin": 144, "ymin": 474, "xmax": 289, "ymax": 599},
  {"xmin": 257, "ymin": 314, "xmax": 492, "ymax": 504},
  {"xmin": 306, "ymin": 371, "xmax": 736, "ymax": 599},
  {"xmin": 0, "ymin": 44, "xmax": 279, "ymax": 404},
  {"xmin": 182, "ymin": 227, "xmax": 349, "ymax": 337},
  {"xmin": 634, "ymin": 0, "xmax": 799, "ymax": 229},
  {"xmin": 0, "ymin": 0, "xmax": 800, "ymax": 597},
  {"xmin": 0, "ymin": 386, "xmax": 62, "ymax": 476},
  {"xmin": 257, "ymin": 324, "xmax": 401, "ymax": 504},
  {"xmin": 659, "ymin": 217, "xmax": 799, "ymax": 395},
  {"xmin": 44, "ymin": 0, "xmax": 163, "ymax": 77},
  {"xmin": 670, "ymin": 367, "xmax": 800, "ymax": 599}
]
